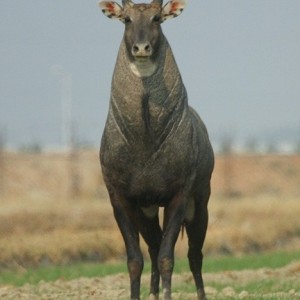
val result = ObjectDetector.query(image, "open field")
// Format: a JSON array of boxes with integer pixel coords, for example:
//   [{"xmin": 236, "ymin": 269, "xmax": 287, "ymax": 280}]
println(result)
[
  {"xmin": 0, "ymin": 151, "xmax": 299, "ymax": 298},
  {"xmin": 0, "ymin": 193, "xmax": 300, "ymax": 268},
  {"xmin": 0, "ymin": 257, "xmax": 300, "ymax": 299},
  {"xmin": 0, "ymin": 193, "xmax": 299, "ymax": 268},
  {"xmin": 1, "ymin": 151, "xmax": 300, "ymax": 198},
  {"xmin": 0, "ymin": 151, "xmax": 300, "ymax": 267}
]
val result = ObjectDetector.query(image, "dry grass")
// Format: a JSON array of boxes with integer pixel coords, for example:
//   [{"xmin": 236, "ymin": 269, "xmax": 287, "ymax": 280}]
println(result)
[
  {"xmin": 0, "ymin": 151, "xmax": 300, "ymax": 269},
  {"xmin": 0, "ymin": 194, "xmax": 299, "ymax": 269},
  {"xmin": 205, "ymin": 196, "xmax": 300, "ymax": 255},
  {"xmin": 1, "ymin": 151, "xmax": 300, "ymax": 198},
  {"xmin": 0, "ymin": 196, "xmax": 123, "ymax": 268}
]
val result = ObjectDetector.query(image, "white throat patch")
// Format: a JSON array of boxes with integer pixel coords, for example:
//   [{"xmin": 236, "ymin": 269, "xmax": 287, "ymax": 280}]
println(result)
[{"xmin": 129, "ymin": 59, "xmax": 157, "ymax": 78}]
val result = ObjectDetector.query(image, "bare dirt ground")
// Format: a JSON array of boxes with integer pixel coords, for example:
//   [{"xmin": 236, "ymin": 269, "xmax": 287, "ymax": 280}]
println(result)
[{"xmin": 0, "ymin": 262, "xmax": 299, "ymax": 299}]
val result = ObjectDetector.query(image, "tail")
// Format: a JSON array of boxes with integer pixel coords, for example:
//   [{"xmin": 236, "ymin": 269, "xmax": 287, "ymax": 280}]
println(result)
[{"xmin": 181, "ymin": 224, "xmax": 185, "ymax": 239}]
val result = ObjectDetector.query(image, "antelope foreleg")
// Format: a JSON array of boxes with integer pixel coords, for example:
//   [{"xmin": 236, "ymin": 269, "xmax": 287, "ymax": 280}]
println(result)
[{"xmin": 110, "ymin": 194, "xmax": 143, "ymax": 300}]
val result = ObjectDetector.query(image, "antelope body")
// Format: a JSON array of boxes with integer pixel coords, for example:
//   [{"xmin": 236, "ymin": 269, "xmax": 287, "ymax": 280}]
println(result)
[{"xmin": 99, "ymin": 1, "xmax": 214, "ymax": 299}]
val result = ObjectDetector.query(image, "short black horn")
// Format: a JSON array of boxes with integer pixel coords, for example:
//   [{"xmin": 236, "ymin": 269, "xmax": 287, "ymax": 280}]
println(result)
[{"xmin": 122, "ymin": 0, "xmax": 134, "ymax": 6}]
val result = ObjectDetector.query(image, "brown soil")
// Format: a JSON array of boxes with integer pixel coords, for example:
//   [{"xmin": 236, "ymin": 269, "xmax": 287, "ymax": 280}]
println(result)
[{"xmin": 0, "ymin": 262, "xmax": 299, "ymax": 299}]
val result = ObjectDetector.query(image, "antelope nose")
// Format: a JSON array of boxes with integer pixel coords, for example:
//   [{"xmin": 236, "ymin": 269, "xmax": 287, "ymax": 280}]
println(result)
[{"xmin": 132, "ymin": 43, "xmax": 152, "ymax": 57}]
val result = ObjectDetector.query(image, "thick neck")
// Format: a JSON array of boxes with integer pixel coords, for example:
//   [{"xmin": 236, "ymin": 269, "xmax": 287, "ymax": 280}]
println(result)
[{"xmin": 109, "ymin": 35, "xmax": 188, "ymax": 147}]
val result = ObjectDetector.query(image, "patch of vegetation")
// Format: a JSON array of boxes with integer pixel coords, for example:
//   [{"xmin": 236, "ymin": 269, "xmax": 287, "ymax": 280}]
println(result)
[
  {"xmin": 0, "ymin": 262, "xmax": 127, "ymax": 287},
  {"xmin": 173, "ymin": 250, "xmax": 300, "ymax": 273},
  {"xmin": 1, "ymin": 250, "xmax": 299, "ymax": 287}
]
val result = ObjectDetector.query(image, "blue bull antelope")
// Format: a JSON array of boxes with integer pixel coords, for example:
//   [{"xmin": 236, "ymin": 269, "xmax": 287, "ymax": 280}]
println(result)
[{"xmin": 99, "ymin": 0, "xmax": 214, "ymax": 299}]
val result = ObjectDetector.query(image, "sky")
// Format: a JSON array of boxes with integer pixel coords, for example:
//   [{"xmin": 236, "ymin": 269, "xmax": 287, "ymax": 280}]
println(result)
[{"xmin": 1, "ymin": 0, "xmax": 300, "ymax": 150}]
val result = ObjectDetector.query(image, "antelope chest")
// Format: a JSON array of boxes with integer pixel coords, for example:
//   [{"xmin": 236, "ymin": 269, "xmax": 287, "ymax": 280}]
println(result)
[{"xmin": 101, "ymin": 136, "xmax": 192, "ymax": 204}]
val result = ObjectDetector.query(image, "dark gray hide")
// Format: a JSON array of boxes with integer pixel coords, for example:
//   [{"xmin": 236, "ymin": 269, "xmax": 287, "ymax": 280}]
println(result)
[{"xmin": 99, "ymin": 1, "xmax": 214, "ymax": 299}]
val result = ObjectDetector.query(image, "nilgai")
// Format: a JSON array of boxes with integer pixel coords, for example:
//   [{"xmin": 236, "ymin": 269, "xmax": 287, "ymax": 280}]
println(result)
[{"xmin": 99, "ymin": 0, "xmax": 214, "ymax": 299}]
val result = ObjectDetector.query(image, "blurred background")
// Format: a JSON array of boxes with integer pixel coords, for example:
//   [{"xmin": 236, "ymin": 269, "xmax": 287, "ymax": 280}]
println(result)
[
  {"xmin": 1, "ymin": 0, "xmax": 300, "ymax": 151},
  {"xmin": 0, "ymin": 0, "xmax": 300, "ymax": 269}
]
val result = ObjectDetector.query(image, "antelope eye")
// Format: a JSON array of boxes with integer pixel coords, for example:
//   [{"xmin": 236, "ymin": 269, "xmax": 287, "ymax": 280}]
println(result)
[
  {"xmin": 124, "ymin": 16, "xmax": 131, "ymax": 23},
  {"xmin": 152, "ymin": 14, "xmax": 161, "ymax": 22}
]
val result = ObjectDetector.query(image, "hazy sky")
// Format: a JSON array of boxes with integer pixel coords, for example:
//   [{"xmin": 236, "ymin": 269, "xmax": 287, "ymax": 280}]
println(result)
[{"xmin": 1, "ymin": 0, "xmax": 300, "ymax": 149}]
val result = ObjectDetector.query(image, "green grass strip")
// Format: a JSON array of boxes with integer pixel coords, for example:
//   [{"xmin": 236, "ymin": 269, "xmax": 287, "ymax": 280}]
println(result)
[{"xmin": 0, "ymin": 250, "xmax": 299, "ymax": 287}]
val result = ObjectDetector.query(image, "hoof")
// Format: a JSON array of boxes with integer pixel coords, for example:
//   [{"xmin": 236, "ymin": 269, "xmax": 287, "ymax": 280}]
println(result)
[
  {"xmin": 149, "ymin": 293, "xmax": 159, "ymax": 300},
  {"xmin": 197, "ymin": 289, "xmax": 207, "ymax": 300}
]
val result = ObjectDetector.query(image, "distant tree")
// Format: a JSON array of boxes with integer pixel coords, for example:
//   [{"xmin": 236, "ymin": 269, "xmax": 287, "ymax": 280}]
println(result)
[
  {"xmin": 0, "ymin": 128, "xmax": 5, "ymax": 150},
  {"xmin": 20, "ymin": 142, "xmax": 42, "ymax": 153},
  {"xmin": 220, "ymin": 132, "xmax": 234, "ymax": 155},
  {"xmin": 220, "ymin": 131, "xmax": 235, "ymax": 198},
  {"xmin": 296, "ymin": 121, "xmax": 300, "ymax": 154},
  {"xmin": 0, "ymin": 127, "xmax": 6, "ymax": 194},
  {"xmin": 266, "ymin": 141, "xmax": 278, "ymax": 154},
  {"xmin": 245, "ymin": 137, "xmax": 259, "ymax": 153},
  {"xmin": 295, "ymin": 140, "xmax": 300, "ymax": 154},
  {"xmin": 69, "ymin": 124, "xmax": 81, "ymax": 197}
]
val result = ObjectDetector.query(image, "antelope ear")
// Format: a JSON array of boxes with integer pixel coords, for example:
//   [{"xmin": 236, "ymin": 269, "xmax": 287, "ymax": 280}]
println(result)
[
  {"xmin": 99, "ymin": 1, "xmax": 123, "ymax": 21},
  {"xmin": 161, "ymin": 0, "xmax": 187, "ymax": 22}
]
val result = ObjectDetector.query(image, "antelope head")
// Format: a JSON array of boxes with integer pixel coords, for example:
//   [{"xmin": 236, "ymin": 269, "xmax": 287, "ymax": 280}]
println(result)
[{"xmin": 99, "ymin": 0, "xmax": 187, "ymax": 61}]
